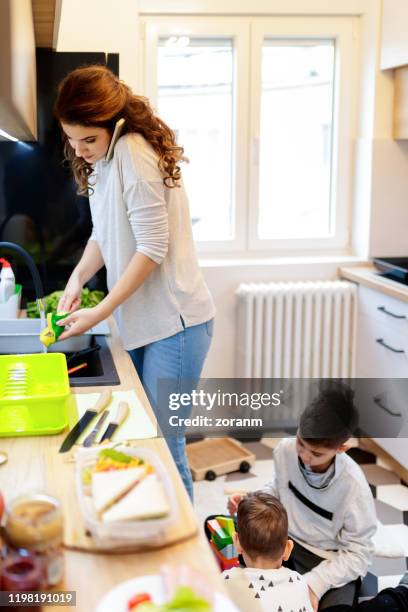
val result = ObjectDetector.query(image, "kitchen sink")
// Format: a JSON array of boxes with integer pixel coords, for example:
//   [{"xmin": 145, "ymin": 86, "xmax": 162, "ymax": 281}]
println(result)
[
  {"xmin": 65, "ymin": 335, "xmax": 120, "ymax": 387},
  {"xmin": 0, "ymin": 319, "xmax": 110, "ymax": 354},
  {"xmin": 0, "ymin": 319, "xmax": 120, "ymax": 387}
]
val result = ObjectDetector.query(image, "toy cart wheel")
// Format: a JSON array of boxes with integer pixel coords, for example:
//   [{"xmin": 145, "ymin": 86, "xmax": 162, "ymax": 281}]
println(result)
[
  {"xmin": 205, "ymin": 470, "xmax": 217, "ymax": 481},
  {"xmin": 239, "ymin": 461, "xmax": 251, "ymax": 473}
]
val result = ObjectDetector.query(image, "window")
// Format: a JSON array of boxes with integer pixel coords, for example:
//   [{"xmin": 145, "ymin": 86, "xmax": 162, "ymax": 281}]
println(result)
[{"xmin": 143, "ymin": 17, "xmax": 356, "ymax": 254}]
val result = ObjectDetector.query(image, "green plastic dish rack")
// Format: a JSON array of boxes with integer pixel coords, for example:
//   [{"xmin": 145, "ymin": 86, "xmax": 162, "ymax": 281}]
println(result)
[{"xmin": 0, "ymin": 353, "xmax": 70, "ymax": 437}]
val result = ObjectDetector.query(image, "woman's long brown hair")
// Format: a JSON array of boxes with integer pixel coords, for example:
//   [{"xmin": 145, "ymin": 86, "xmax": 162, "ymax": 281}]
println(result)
[{"xmin": 54, "ymin": 65, "xmax": 184, "ymax": 194}]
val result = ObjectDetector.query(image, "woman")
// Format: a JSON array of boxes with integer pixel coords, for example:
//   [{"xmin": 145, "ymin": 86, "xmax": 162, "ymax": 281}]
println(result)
[{"xmin": 54, "ymin": 65, "xmax": 215, "ymax": 498}]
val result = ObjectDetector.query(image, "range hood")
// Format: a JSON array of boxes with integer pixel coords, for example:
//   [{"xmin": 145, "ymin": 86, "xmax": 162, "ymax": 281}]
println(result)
[{"xmin": 0, "ymin": 0, "xmax": 37, "ymax": 141}]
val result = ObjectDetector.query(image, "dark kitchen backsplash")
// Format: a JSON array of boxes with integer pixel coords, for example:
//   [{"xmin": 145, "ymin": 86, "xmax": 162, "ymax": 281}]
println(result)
[{"xmin": 0, "ymin": 49, "xmax": 119, "ymax": 301}]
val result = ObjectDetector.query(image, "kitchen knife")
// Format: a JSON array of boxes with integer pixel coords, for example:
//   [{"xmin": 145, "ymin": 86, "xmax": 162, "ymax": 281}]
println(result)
[
  {"xmin": 59, "ymin": 389, "xmax": 112, "ymax": 453},
  {"xmin": 100, "ymin": 401, "xmax": 129, "ymax": 443},
  {"xmin": 82, "ymin": 409, "xmax": 110, "ymax": 447}
]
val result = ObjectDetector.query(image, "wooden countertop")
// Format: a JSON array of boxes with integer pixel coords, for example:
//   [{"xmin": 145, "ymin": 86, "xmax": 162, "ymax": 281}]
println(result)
[
  {"xmin": 0, "ymin": 319, "xmax": 227, "ymax": 611},
  {"xmin": 339, "ymin": 264, "xmax": 408, "ymax": 303}
]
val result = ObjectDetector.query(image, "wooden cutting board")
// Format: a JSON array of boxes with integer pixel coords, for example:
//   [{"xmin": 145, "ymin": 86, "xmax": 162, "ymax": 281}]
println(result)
[{"xmin": 47, "ymin": 439, "xmax": 198, "ymax": 554}]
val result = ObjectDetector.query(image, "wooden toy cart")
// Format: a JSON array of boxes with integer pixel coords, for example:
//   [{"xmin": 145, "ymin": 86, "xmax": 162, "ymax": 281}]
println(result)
[{"xmin": 186, "ymin": 437, "xmax": 256, "ymax": 481}]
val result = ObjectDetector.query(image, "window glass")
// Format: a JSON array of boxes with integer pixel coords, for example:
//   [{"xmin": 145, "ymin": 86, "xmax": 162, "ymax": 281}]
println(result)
[
  {"xmin": 157, "ymin": 37, "xmax": 234, "ymax": 241},
  {"xmin": 258, "ymin": 40, "xmax": 335, "ymax": 239}
]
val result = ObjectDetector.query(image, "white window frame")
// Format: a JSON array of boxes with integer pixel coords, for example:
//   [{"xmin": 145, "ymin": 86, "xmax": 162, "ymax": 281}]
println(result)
[
  {"xmin": 141, "ymin": 15, "xmax": 357, "ymax": 256},
  {"xmin": 143, "ymin": 17, "xmax": 250, "ymax": 253},
  {"xmin": 248, "ymin": 17, "xmax": 356, "ymax": 253}
]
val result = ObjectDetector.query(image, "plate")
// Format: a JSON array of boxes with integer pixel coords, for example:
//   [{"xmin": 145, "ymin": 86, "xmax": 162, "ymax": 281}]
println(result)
[{"xmin": 96, "ymin": 574, "xmax": 238, "ymax": 612}]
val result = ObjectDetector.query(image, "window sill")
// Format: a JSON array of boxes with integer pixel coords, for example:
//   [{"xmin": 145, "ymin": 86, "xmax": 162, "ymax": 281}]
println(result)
[{"xmin": 198, "ymin": 254, "xmax": 368, "ymax": 268}]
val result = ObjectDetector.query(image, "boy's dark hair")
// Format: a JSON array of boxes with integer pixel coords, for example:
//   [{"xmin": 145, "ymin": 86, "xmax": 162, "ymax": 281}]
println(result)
[
  {"xmin": 237, "ymin": 491, "xmax": 288, "ymax": 561},
  {"xmin": 299, "ymin": 381, "xmax": 358, "ymax": 448}
]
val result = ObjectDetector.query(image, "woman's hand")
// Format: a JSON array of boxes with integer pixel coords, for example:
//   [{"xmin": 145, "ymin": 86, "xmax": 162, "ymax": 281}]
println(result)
[
  {"xmin": 58, "ymin": 273, "xmax": 83, "ymax": 313},
  {"xmin": 308, "ymin": 587, "xmax": 319, "ymax": 612},
  {"xmin": 57, "ymin": 307, "xmax": 102, "ymax": 340}
]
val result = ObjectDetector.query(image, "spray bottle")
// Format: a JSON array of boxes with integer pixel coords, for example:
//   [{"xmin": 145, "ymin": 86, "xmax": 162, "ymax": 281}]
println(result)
[{"xmin": 0, "ymin": 258, "xmax": 15, "ymax": 304}]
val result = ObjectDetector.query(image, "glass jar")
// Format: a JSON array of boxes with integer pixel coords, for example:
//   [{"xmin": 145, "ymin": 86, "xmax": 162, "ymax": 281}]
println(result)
[
  {"xmin": 5, "ymin": 493, "xmax": 64, "ymax": 588},
  {"xmin": 1, "ymin": 551, "xmax": 44, "ymax": 590},
  {"xmin": 1, "ymin": 551, "xmax": 44, "ymax": 612}
]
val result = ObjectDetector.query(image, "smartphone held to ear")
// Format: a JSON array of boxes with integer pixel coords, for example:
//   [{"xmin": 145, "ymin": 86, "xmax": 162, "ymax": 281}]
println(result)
[{"xmin": 105, "ymin": 118, "xmax": 126, "ymax": 161}]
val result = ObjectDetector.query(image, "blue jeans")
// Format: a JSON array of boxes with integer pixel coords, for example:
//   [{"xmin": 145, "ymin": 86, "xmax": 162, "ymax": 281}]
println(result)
[{"xmin": 128, "ymin": 318, "xmax": 214, "ymax": 500}]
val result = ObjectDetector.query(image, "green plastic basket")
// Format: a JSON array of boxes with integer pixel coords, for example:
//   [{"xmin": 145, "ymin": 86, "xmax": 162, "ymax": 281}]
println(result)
[{"xmin": 0, "ymin": 353, "xmax": 70, "ymax": 437}]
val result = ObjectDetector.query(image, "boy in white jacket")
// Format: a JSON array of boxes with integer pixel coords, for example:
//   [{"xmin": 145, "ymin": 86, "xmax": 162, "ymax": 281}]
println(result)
[
  {"xmin": 228, "ymin": 383, "xmax": 377, "ymax": 611},
  {"xmin": 223, "ymin": 491, "xmax": 314, "ymax": 612}
]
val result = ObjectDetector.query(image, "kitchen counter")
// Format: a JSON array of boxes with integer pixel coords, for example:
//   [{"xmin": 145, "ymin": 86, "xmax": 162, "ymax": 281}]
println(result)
[
  {"xmin": 0, "ymin": 319, "xmax": 227, "ymax": 611},
  {"xmin": 339, "ymin": 263, "xmax": 408, "ymax": 302}
]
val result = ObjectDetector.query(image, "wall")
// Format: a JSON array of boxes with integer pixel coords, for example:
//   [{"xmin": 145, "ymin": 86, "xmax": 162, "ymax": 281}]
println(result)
[
  {"xmin": 200, "ymin": 256, "xmax": 363, "ymax": 377},
  {"xmin": 350, "ymin": 0, "xmax": 408, "ymax": 260},
  {"xmin": 365, "ymin": 43, "xmax": 408, "ymax": 255},
  {"xmin": 369, "ymin": 139, "xmax": 408, "ymax": 256}
]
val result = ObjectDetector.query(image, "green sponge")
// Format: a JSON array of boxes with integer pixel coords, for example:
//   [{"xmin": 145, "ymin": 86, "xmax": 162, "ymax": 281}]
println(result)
[{"xmin": 39, "ymin": 312, "xmax": 69, "ymax": 347}]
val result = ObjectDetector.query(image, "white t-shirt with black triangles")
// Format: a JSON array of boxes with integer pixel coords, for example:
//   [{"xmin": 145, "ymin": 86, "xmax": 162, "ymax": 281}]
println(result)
[{"xmin": 222, "ymin": 566, "xmax": 313, "ymax": 612}]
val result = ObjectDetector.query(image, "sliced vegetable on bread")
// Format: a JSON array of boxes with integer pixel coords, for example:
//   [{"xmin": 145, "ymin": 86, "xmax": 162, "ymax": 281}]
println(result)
[{"xmin": 84, "ymin": 448, "xmax": 170, "ymax": 524}]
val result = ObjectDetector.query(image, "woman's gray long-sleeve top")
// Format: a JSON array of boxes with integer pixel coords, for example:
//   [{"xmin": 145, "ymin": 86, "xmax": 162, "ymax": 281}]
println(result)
[{"xmin": 89, "ymin": 132, "xmax": 215, "ymax": 349}]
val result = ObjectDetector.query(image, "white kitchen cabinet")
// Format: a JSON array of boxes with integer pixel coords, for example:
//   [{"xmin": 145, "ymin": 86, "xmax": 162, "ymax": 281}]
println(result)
[
  {"xmin": 381, "ymin": 1, "xmax": 408, "ymax": 138},
  {"xmin": 356, "ymin": 284, "xmax": 408, "ymax": 467},
  {"xmin": 0, "ymin": 0, "xmax": 37, "ymax": 141},
  {"xmin": 356, "ymin": 285, "xmax": 408, "ymax": 378},
  {"xmin": 381, "ymin": 0, "xmax": 408, "ymax": 70},
  {"xmin": 356, "ymin": 312, "xmax": 408, "ymax": 378},
  {"xmin": 356, "ymin": 377, "xmax": 406, "ymax": 439},
  {"xmin": 358, "ymin": 284, "xmax": 408, "ymax": 337}
]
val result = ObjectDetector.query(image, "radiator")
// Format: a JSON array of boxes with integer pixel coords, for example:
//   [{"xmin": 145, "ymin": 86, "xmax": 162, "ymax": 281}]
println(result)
[{"xmin": 236, "ymin": 280, "xmax": 357, "ymax": 378}]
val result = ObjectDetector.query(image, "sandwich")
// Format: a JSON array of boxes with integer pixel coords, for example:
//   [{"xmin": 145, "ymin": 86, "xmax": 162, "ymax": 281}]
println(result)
[
  {"xmin": 102, "ymin": 473, "xmax": 170, "ymax": 523},
  {"xmin": 92, "ymin": 466, "xmax": 147, "ymax": 515}
]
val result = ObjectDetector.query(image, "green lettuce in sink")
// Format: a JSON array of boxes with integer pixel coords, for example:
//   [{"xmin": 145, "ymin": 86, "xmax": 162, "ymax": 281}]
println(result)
[{"xmin": 26, "ymin": 288, "xmax": 105, "ymax": 318}]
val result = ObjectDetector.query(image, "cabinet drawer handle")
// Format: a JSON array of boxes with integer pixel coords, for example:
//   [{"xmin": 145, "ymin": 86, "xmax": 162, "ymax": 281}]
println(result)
[
  {"xmin": 377, "ymin": 305, "xmax": 407, "ymax": 319},
  {"xmin": 373, "ymin": 396, "xmax": 402, "ymax": 417},
  {"xmin": 376, "ymin": 338, "xmax": 405, "ymax": 353}
]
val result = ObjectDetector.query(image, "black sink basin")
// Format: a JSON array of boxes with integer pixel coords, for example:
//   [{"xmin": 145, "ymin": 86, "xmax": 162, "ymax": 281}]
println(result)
[{"xmin": 66, "ymin": 335, "xmax": 120, "ymax": 387}]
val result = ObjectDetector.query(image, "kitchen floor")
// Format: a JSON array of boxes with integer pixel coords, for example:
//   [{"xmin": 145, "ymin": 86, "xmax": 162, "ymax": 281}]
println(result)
[{"xmin": 192, "ymin": 437, "xmax": 408, "ymax": 601}]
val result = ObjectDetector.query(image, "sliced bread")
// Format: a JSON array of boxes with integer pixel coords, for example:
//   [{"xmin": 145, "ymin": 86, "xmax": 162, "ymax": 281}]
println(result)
[
  {"xmin": 92, "ymin": 466, "xmax": 146, "ymax": 515},
  {"xmin": 102, "ymin": 474, "xmax": 170, "ymax": 523}
]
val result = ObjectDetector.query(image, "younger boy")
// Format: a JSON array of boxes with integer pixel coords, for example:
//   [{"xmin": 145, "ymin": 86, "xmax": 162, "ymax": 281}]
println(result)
[
  {"xmin": 228, "ymin": 383, "xmax": 377, "ymax": 611},
  {"xmin": 223, "ymin": 491, "xmax": 314, "ymax": 611}
]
